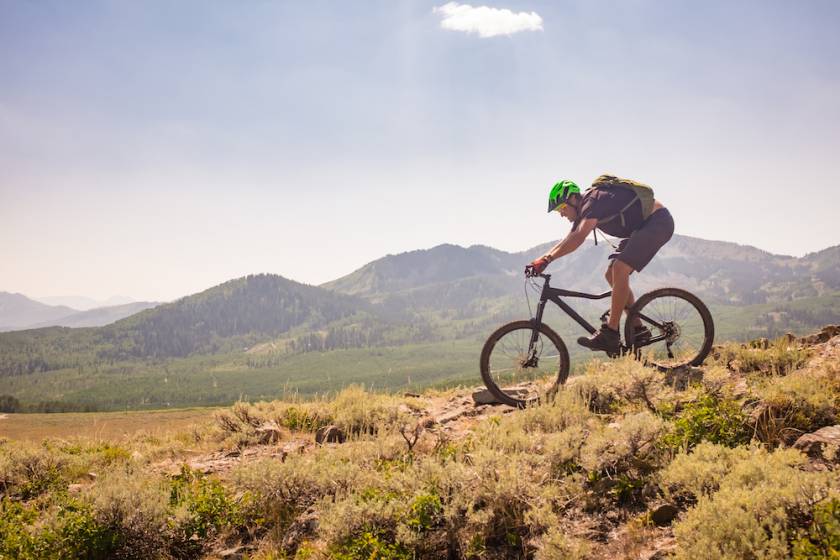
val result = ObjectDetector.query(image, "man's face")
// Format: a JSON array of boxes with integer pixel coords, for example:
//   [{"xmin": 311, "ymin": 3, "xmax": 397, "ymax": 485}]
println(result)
[{"xmin": 557, "ymin": 200, "xmax": 578, "ymax": 222}]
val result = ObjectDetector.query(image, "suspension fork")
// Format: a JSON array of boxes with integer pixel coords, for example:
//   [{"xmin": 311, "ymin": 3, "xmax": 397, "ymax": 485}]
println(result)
[{"xmin": 528, "ymin": 298, "xmax": 548, "ymax": 354}]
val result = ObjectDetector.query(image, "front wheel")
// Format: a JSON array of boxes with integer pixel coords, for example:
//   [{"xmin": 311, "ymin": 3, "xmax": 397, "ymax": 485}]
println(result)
[
  {"xmin": 625, "ymin": 287, "xmax": 714, "ymax": 371},
  {"xmin": 480, "ymin": 320, "xmax": 570, "ymax": 408}
]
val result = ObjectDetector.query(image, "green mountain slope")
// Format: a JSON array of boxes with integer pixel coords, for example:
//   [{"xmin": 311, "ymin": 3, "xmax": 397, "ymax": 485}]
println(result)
[
  {"xmin": 0, "ymin": 274, "xmax": 376, "ymax": 377},
  {"xmin": 99, "ymin": 273, "xmax": 371, "ymax": 359}
]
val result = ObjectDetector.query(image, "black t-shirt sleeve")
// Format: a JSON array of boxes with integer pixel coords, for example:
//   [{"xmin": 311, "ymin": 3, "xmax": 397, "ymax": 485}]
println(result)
[{"xmin": 573, "ymin": 193, "xmax": 596, "ymax": 232}]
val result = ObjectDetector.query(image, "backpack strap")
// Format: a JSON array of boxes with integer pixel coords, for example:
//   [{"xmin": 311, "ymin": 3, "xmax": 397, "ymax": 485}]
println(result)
[{"xmin": 592, "ymin": 189, "xmax": 641, "ymax": 228}]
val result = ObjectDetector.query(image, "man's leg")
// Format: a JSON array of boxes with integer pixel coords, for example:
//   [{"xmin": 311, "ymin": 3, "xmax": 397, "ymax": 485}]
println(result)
[
  {"xmin": 577, "ymin": 261, "xmax": 633, "ymax": 356},
  {"xmin": 607, "ymin": 260, "xmax": 634, "ymax": 331},
  {"xmin": 605, "ymin": 262, "xmax": 640, "ymax": 330}
]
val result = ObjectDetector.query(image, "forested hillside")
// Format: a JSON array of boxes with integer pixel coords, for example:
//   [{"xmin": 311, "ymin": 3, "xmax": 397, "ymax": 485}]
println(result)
[{"xmin": 0, "ymin": 274, "xmax": 376, "ymax": 377}]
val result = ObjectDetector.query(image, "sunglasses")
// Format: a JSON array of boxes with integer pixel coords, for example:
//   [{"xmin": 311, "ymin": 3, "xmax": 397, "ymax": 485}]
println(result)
[{"xmin": 556, "ymin": 203, "xmax": 568, "ymax": 211}]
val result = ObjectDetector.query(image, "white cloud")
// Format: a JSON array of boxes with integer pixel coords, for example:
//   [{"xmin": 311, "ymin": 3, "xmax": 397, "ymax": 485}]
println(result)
[{"xmin": 433, "ymin": 2, "xmax": 543, "ymax": 38}]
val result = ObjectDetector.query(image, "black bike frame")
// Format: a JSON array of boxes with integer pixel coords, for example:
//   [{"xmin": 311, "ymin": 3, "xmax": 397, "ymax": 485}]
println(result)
[{"xmin": 528, "ymin": 273, "xmax": 670, "ymax": 350}]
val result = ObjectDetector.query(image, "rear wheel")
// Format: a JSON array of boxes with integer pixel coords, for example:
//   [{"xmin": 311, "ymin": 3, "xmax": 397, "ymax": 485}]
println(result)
[
  {"xmin": 625, "ymin": 288, "xmax": 714, "ymax": 370},
  {"xmin": 480, "ymin": 320, "xmax": 570, "ymax": 408}
]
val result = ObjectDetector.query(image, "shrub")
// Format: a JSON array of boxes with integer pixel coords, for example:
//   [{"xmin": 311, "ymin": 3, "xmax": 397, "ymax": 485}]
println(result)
[
  {"xmin": 578, "ymin": 412, "xmax": 666, "ymax": 506},
  {"xmin": 444, "ymin": 447, "xmax": 548, "ymax": 558},
  {"xmin": 669, "ymin": 446, "xmax": 834, "ymax": 559},
  {"xmin": 751, "ymin": 369, "xmax": 838, "ymax": 446},
  {"xmin": 406, "ymin": 492, "xmax": 443, "ymax": 532},
  {"xmin": 533, "ymin": 527, "xmax": 590, "ymax": 560},
  {"xmin": 581, "ymin": 413, "xmax": 664, "ymax": 472},
  {"xmin": 0, "ymin": 442, "xmax": 67, "ymax": 500},
  {"xmin": 717, "ymin": 339, "xmax": 811, "ymax": 376},
  {"xmin": 661, "ymin": 393, "xmax": 752, "ymax": 452},
  {"xmin": 543, "ymin": 425, "xmax": 588, "ymax": 478},
  {"xmin": 169, "ymin": 465, "xmax": 250, "ymax": 557},
  {"xmin": 0, "ymin": 496, "xmax": 116, "ymax": 560},
  {"xmin": 331, "ymin": 529, "xmax": 411, "ymax": 560},
  {"xmin": 85, "ymin": 467, "xmax": 170, "ymax": 559},
  {"xmin": 232, "ymin": 442, "xmax": 379, "ymax": 537},
  {"xmin": 279, "ymin": 405, "xmax": 333, "ymax": 432},
  {"xmin": 573, "ymin": 357, "xmax": 672, "ymax": 415},
  {"xmin": 659, "ymin": 442, "xmax": 755, "ymax": 503},
  {"xmin": 505, "ymin": 389, "xmax": 593, "ymax": 435},
  {"xmin": 792, "ymin": 497, "xmax": 840, "ymax": 559},
  {"xmin": 329, "ymin": 386, "xmax": 412, "ymax": 437}
]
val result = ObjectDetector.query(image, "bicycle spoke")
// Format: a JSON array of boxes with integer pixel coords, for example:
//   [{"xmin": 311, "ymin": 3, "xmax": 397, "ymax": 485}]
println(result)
[
  {"xmin": 631, "ymin": 291, "xmax": 712, "ymax": 369},
  {"xmin": 483, "ymin": 324, "xmax": 569, "ymax": 406}
]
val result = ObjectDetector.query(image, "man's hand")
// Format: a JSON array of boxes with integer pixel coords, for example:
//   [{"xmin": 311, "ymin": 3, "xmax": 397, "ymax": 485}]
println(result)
[{"xmin": 525, "ymin": 256, "xmax": 551, "ymax": 276}]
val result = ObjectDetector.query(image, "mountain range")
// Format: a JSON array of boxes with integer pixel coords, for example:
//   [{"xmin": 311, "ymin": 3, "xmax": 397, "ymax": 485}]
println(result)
[
  {"xmin": 325, "ymin": 235, "xmax": 840, "ymax": 306},
  {"xmin": 35, "ymin": 295, "xmax": 137, "ymax": 311},
  {"xmin": 0, "ymin": 293, "xmax": 159, "ymax": 332},
  {"xmin": 1, "ymin": 234, "xmax": 838, "ymax": 410}
]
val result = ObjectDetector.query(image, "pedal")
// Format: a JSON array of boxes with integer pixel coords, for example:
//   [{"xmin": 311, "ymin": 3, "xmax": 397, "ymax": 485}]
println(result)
[{"xmin": 599, "ymin": 309, "xmax": 611, "ymax": 323}]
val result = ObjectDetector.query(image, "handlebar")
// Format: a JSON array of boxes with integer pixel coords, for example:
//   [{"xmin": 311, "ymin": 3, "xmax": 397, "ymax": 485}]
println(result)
[{"xmin": 524, "ymin": 268, "xmax": 551, "ymax": 280}]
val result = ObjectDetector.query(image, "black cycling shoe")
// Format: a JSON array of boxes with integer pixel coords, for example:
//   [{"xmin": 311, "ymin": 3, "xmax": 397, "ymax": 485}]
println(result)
[
  {"xmin": 577, "ymin": 324, "xmax": 621, "ymax": 357},
  {"xmin": 631, "ymin": 325, "xmax": 652, "ymax": 346}
]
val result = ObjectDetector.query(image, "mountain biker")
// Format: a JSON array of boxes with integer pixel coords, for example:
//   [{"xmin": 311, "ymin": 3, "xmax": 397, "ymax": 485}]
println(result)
[{"xmin": 525, "ymin": 176, "xmax": 674, "ymax": 356}]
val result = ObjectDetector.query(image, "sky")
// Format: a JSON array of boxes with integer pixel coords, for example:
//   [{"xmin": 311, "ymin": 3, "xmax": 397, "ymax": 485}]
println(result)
[{"xmin": 2, "ymin": 0, "xmax": 839, "ymax": 302}]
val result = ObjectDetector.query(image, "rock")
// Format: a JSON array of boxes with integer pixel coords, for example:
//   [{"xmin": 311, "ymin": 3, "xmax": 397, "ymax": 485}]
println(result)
[
  {"xmin": 282, "ymin": 507, "xmax": 320, "ymax": 554},
  {"xmin": 281, "ymin": 440, "xmax": 309, "ymax": 456},
  {"xmin": 749, "ymin": 337, "xmax": 770, "ymax": 350},
  {"xmin": 315, "ymin": 425, "xmax": 345, "ymax": 444},
  {"xmin": 436, "ymin": 407, "xmax": 479, "ymax": 425},
  {"xmin": 799, "ymin": 325, "xmax": 840, "ymax": 345},
  {"xmin": 403, "ymin": 392, "xmax": 420, "ymax": 398},
  {"xmin": 651, "ymin": 504, "xmax": 679, "ymax": 526},
  {"xmin": 793, "ymin": 425, "xmax": 840, "ymax": 462},
  {"xmin": 731, "ymin": 377, "xmax": 749, "ymax": 398},
  {"xmin": 397, "ymin": 403, "xmax": 415, "ymax": 415},
  {"xmin": 255, "ymin": 421, "xmax": 284, "ymax": 445},
  {"xmin": 68, "ymin": 484, "xmax": 86, "ymax": 494},
  {"xmin": 471, "ymin": 387, "xmax": 529, "ymax": 405},
  {"xmin": 218, "ymin": 545, "xmax": 246, "ymax": 558}
]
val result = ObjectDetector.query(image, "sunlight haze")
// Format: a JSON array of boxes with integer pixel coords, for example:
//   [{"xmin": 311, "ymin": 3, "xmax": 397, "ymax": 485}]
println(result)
[{"xmin": 2, "ymin": 1, "xmax": 838, "ymax": 302}]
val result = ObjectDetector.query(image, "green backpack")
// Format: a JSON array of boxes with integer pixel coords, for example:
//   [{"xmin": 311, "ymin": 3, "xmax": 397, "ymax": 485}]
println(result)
[{"xmin": 587, "ymin": 174, "xmax": 656, "ymax": 228}]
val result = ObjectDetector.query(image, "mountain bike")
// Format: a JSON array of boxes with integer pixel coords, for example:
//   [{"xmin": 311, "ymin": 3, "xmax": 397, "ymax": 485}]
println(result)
[{"xmin": 479, "ymin": 272, "xmax": 714, "ymax": 408}]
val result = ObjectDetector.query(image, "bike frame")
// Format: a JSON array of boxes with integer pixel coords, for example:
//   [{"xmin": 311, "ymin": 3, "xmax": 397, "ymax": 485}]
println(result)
[{"xmin": 528, "ymin": 273, "xmax": 671, "ymax": 351}]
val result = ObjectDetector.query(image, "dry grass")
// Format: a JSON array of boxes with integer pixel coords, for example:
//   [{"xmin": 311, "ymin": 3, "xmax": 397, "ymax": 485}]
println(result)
[
  {"xmin": 0, "ymin": 407, "xmax": 218, "ymax": 442},
  {"xmin": 1, "ymin": 333, "xmax": 839, "ymax": 559}
]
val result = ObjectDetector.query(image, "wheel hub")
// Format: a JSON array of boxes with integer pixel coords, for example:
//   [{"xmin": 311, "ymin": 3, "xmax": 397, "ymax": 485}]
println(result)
[{"xmin": 664, "ymin": 321, "xmax": 681, "ymax": 343}]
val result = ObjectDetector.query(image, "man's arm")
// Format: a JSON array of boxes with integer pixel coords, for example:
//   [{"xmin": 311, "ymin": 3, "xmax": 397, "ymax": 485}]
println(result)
[{"xmin": 542, "ymin": 218, "xmax": 598, "ymax": 262}]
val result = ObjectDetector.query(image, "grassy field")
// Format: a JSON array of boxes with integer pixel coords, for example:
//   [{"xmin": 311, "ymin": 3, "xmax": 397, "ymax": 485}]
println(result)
[
  {"xmin": 0, "ymin": 407, "xmax": 217, "ymax": 441},
  {"xmin": 0, "ymin": 339, "xmax": 487, "ymax": 410}
]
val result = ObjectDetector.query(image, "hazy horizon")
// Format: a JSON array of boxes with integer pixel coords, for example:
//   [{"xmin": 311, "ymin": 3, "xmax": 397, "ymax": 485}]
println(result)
[
  {"xmin": 3, "ymin": 232, "xmax": 835, "ymax": 305},
  {"xmin": 3, "ymin": 1, "xmax": 839, "ymax": 301}
]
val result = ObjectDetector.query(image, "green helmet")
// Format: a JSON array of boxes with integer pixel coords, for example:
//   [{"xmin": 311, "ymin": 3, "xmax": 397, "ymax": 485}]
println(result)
[{"xmin": 547, "ymin": 180, "xmax": 580, "ymax": 212}]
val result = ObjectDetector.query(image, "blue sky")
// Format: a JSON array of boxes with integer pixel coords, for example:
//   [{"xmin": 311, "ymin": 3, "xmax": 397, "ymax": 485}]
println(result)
[{"xmin": 2, "ymin": 1, "xmax": 839, "ymax": 301}]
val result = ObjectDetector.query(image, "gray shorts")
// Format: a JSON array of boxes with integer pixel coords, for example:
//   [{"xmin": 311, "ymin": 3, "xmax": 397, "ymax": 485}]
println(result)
[{"xmin": 608, "ymin": 208, "xmax": 674, "ymax": 272}]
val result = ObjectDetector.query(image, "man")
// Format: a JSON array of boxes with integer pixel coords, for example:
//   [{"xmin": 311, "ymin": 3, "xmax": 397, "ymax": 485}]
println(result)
[{"xmin": 525, "ymin": 176, "xmax": 674, "ymax": 356}]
